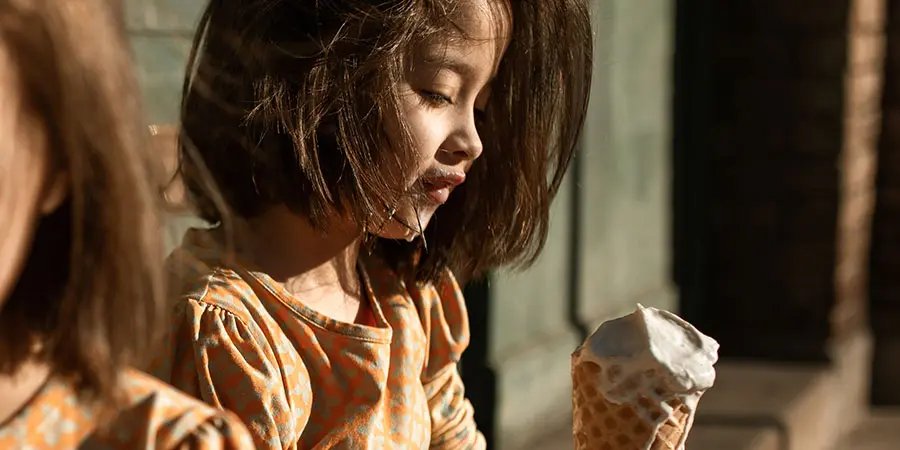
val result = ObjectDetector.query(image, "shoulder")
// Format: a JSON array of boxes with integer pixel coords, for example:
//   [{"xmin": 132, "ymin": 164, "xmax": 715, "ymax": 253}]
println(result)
[
  {"xmin": 364, "ymin": 255, "xmax": 471, "ymax": 368},
  {"xmin": 409, "ymin": 267, "xmax": 468, "ymax": 321},
  {"xmin": 103, "ymin": 369, "xmax": 254, "ymax": 449},
  {"xmin": 158, "ymin": 247, "xmax": 283, "ymax": 386},
  {"xmin": 363, "ymin": 253, "xmax": 465, "ymax": 310},
  {"xmin": 112, "ymin": 369, "xmax": 253, "ymax": 448},
  {"xmin": 0, "ymin": 370, "xmax": 254, "ymax": 450},
  {"xmin": 166, "ymin": 246, "xmax": 263, "ymax": 328}
]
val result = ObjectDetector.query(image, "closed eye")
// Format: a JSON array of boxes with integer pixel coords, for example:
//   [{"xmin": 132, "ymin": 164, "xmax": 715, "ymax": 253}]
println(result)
[{"xmin": 418, "ymin": 90, "xmax": 453, "ymax": 107}]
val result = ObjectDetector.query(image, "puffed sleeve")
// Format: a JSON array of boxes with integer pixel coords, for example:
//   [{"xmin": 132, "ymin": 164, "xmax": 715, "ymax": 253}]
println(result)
[
  {"xmin": 413, "ymin": 270, "xmax": 486, "ymax": 450},
  {"xmin": 163, "ymin": 296, "xmax": 311, "ymax": 450}
]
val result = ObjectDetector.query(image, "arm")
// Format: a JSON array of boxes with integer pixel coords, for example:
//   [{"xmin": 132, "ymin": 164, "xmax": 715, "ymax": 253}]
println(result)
[
  {"xmin": 423, "ymin": 365, "xmax": 485, "ymax": 449},
  {"xmin": 418, "ymin": 271, "xmax": 486, "ymax": 450},
  {"xmin": 172, "ymin": 299, "xmax": 310, "ymax": 450}
]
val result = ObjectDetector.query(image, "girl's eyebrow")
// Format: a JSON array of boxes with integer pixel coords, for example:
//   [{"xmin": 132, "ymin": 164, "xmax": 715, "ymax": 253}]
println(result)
[
  {"xmin": 421, "ymin": 53, "xmax": 497, "ymax": 84},
  {"xmin": 422, "ymin": 54, "xmax": 475, "ymax": 78}
]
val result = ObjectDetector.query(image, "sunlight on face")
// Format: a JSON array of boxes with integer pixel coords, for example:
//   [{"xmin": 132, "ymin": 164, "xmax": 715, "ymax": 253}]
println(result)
[{"xmin": 376, "ymin": 0, "xmax": 511, "ymax": 241}]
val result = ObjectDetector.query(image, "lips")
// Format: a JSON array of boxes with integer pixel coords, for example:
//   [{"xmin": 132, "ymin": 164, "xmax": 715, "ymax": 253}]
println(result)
[{"xmin": 421, "ymin": 172, "xmax": 465, "ymax": 205}]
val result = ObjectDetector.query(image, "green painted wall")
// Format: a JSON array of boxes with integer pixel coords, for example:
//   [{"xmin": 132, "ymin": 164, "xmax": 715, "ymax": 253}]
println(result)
[
  {"xmin": 125, "ymin": 0, "xmax": 204, "ymax": 124},
  {"xmin": 578, "ymin": 0, "xmax": 676, "ymax": 324},
  {"xmin": 125, "ymin": 0, "xmax": 207, "ymax": 251},
  {"xmin": 490, "ymin": 0, "xmax": 676, "ymax": 447}
]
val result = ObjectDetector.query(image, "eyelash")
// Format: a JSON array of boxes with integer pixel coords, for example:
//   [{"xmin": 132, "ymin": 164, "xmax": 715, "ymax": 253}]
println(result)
[
  {"xmin": 418, "ymin": 90, "xmax": 489, "ymax": 125},
  {"xmin": 418, "ymin": 90, "xmax": 453, "ymax": 107}
]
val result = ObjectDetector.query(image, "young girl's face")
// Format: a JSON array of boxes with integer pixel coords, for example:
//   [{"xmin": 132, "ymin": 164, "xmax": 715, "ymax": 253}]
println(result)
[
  {"xmin": 0, "ymin": 43, "xmax": 59, "ymax": 308},
  {"xmin": 376, "ymin": 0, "xmax": 510, "ymax": 241}
]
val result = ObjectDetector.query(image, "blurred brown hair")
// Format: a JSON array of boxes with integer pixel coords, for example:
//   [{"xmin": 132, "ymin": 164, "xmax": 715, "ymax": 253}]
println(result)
[
  {"xmin": 0, "ymin": 0, "xmax": 165, "ymax": 401},
  {"xmin": 180, "ymin": 0, "xmax": 592, "ymax": 281}
]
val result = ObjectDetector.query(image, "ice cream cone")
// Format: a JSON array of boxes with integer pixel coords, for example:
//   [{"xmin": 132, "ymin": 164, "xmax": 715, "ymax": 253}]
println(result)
[
  {"xmin": 570, "ymin": 305, "xmax": 717, "ymax": 450},
  {"xmin": 572, "ymin": 351, "xmax": 698, "ymax": 450}
]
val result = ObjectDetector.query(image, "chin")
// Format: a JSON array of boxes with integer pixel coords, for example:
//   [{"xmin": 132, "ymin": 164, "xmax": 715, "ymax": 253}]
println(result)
[{"xmin": 373, "ymin": 204, "xmax": 436, "ymax": 241}]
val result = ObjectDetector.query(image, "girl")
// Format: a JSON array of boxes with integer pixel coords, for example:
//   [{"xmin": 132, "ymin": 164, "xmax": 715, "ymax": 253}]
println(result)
[
  {"xmin": 0, "ymin": 0, "xmax": 252, "ymax": 448},
  {"xmin": 156, "ymin": 0, "xmax": 592, "ymax": 448}
]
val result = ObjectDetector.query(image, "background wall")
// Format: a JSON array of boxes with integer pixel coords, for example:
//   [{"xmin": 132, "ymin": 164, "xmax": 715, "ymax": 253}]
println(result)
[
  {"xmin": 462, "ymin": 0, "xmax": 676, "ymax": 447},
  {"xmin": 125, "ymin": 0, "xmax": 202, "ymax": 123}
]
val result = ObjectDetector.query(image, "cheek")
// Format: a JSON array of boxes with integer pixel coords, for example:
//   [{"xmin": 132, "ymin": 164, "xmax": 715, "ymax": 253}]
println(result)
[
  {"xmin": 0, "ymin": 147, "xmax": 47, "ymax": 309},
  {"xmin": 0, "ymin": 112, "xmax": 50, "ymax": 308},
  {"xmin": 0, "ymin": 50, "xmax": 51, "ymax": 308},
  {"xmin": 0, "ymin": 200, "xmax": 39, "ymax": 311},
  {"xmin": 403, "ymin": 112, "xmax": 444, "ymax": 164},
  {"xmin": 396, "ymin": 93, "xmax": 446, "ymax": 168}
]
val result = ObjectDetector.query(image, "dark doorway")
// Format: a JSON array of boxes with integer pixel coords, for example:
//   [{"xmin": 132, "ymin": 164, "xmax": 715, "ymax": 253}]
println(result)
[{"xmin": 672, "ymin": 0, "xmax": 715, "ymax": 328}]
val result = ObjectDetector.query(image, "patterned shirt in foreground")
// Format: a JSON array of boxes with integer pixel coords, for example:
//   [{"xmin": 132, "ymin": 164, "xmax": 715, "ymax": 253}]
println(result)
[
  {"xmin": 153, "ymin": 229, "xmax": 486, "ymax": 450},
  {"xmin": 0, "ymin": 368, "xmax": 253, "ymax": 449}
]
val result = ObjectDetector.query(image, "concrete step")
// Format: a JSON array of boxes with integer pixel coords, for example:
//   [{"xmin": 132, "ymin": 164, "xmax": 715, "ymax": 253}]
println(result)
[
  {"xmin": 686, "ymin": 424, "xmax": 779, "ymax": 450},
  {"xmin": 833, "ymin": 409, "xmax": 900, "ymax": 450}
]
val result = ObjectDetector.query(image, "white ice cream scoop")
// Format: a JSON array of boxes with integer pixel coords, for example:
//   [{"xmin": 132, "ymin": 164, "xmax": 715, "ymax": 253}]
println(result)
[{"xmin": 572, "ymin": 304, "xmax": 720, "ymax": 450}]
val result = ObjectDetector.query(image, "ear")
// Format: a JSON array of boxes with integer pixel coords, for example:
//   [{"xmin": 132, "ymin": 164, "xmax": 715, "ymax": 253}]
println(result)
[{"xmin": 39, "ymin": 170, "xmax": 68, "ymax": 215}]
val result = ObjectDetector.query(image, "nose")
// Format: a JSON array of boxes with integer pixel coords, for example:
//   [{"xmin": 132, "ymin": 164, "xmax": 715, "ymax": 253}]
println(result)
[{"xmin": 441, "ymin": 112, "xmax": 483, "ymax": 163}]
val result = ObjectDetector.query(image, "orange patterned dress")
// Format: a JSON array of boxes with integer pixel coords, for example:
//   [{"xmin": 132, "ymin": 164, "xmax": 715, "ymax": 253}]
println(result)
[
  {"xmin": 152, "ymin": 229, "xmax": 486, "ymax": 450},
  {"xmin": 0, "ymin": 368, "xmax": 253, "ymax": 449}
]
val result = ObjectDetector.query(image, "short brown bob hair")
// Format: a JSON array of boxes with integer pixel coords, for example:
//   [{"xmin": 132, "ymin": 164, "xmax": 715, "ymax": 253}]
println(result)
[
  {"xmin": 0, "ymin": 0, "xmax": 165, "ymax": 401},
  {"xmin": 180, "ymin": 0, "xmax": 593, "ymax": 281}
]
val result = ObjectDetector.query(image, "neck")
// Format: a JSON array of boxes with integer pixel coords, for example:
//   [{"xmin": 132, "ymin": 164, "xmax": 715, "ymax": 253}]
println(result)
[
  {"xmin": 0, "ymin": 359, "xmax": 50, "ymax": 425},
  {"xmin": 236, "ymin": 205, "xmax": 365, "ymax": 312}
]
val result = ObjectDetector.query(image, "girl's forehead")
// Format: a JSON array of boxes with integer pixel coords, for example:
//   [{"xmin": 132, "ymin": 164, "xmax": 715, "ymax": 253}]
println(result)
[
  {"xmin": 415, "ymin": 0, "xmax": 511, "ymax": 73},
  {"xmin": 453, "ymin": 0, "xmax": 512, "ymax": 43}
]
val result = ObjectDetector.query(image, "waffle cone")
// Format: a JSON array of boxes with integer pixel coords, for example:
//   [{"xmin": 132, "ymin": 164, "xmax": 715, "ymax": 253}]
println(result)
[{"xmin": 572, "ymin": 355, "xmax": 695, "ymax": 450}]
